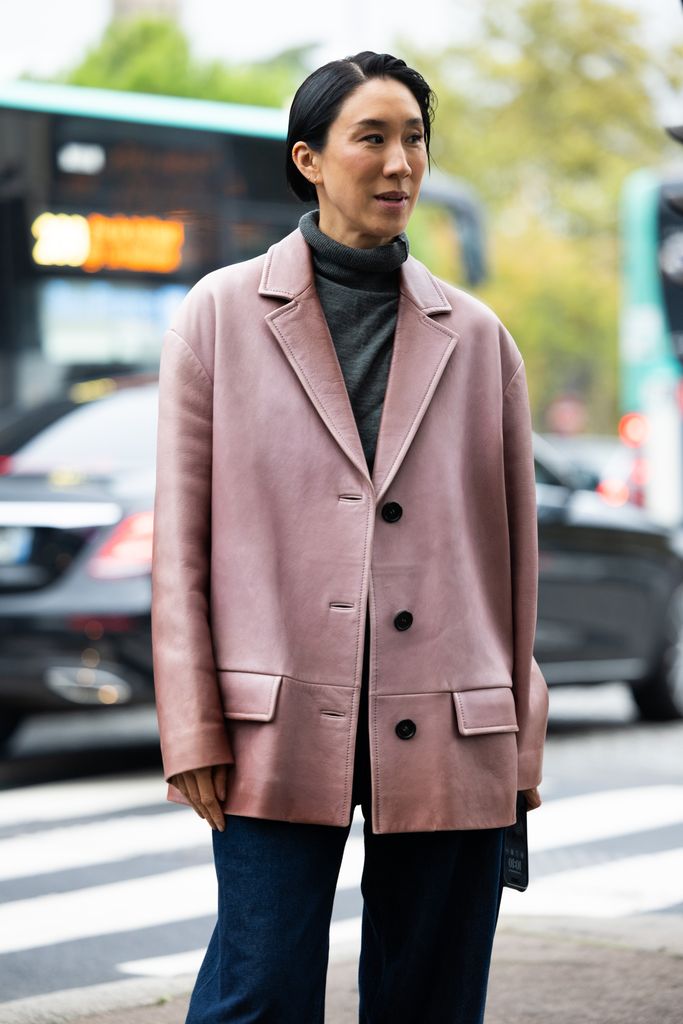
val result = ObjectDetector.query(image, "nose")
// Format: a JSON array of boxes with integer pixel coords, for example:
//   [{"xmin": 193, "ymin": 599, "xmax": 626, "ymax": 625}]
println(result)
[{"xmin": 382, "ymin": 140, "xmax": 412, "ymax": 181}]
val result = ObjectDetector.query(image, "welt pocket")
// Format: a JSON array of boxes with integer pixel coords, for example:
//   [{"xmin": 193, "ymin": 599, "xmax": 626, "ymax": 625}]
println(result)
[
  {"xmin": 217, "ymin": 670, "xmax": 283, "ymax": 721},
  {"xmin": 452, "ymin": 686, "xmax": 519, "ymax": 736}
]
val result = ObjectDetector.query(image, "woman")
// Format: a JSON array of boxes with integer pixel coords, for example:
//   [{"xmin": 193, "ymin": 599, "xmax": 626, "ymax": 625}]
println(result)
[{"xmin": 151, "ymin": 50, "xmax": 549, "ymax": 1024}]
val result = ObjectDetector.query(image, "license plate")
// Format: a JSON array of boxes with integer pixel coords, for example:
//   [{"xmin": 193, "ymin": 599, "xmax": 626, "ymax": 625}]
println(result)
[{"xmin": 0, "ymin": 526, "xmax": 33, "ymax": 565}]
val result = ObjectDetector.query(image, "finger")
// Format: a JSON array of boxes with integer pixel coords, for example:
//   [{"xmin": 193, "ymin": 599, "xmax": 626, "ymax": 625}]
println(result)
[
  {"xmin": 213, "ymin": 764, "xmax": 230, "ymax": 802},
  {"xmin": 184, "ymin": 773, "xmax": 208, "ymax": 821},
  {"xmin": 197, "ymin": 775, "xmax": 225, "ymax": 831}
]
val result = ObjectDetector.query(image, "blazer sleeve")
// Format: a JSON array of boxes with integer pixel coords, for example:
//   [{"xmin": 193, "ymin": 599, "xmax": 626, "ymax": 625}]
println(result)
[
  {"xmin": 501, "ymin": 350, "xmax": 550, "ymax": 791},
  {"xmin": 151, "ymin": 327, "xmax": 234, "ymax": 784}
]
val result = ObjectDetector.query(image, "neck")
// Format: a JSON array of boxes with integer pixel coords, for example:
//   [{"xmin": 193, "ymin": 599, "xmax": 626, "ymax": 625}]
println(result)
[{"xmin": 298, "ymin": 209, "xmax": 409, "ymax": 288}]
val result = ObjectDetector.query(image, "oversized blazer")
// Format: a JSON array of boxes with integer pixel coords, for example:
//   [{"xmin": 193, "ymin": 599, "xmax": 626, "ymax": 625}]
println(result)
[{"xmin": 151, "ymin": 223, "xmax": 550, "ymax": 834}]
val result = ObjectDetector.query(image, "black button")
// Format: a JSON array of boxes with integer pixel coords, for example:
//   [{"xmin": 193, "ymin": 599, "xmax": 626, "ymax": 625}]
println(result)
[
  {"xmin": 395, "ymin": 719, "xmax": 416, "ymax": 740},
  {"xmin": 381, "ymin": 501, "xmax": 403, "ymax": 523},
  {"xmin": 393, "ymin": 610, "xmax": 413, "ymax": 631}
]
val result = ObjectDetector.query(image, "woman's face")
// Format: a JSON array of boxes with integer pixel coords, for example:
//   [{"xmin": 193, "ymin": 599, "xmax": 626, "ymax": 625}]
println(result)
[{"xmin": 293, "ymin": 76, "xmax": 428, "ymax": 249}]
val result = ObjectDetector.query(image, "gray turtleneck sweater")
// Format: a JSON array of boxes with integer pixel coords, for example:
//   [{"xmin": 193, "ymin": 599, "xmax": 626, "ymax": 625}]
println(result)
[{"xmin": 298, "ymin": 209, "xmax": 409, "ymax": 476}]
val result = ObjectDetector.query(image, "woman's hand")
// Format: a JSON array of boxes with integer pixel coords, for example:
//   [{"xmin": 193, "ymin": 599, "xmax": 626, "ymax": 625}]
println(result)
[
  {"xmin": 521, "ymin": 786, "xmax": 542, "ymax": 810},
  {"xmin": 169, "ymin": 764, "xmax": 231, "ymax": 831}
]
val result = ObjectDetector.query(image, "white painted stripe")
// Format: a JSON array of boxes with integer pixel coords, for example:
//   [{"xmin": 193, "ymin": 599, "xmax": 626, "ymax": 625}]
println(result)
[
  {"xmin": 0, "ymin": 778, "xmax": 367, "ymax": 829},
  {"xmin": 0, "ymin": 804, "xmax": 365, "ymax": 882},
  {"xmin": 500, "ymin": 847, "xmax": 683, "ymax": 918},
  {"xmin": 0, "ymin": 850, "xmax": 366, "ymax": 955},
  {"xmin": 0, "ymin": 811, "xmax": 210, "ymax": 881},
  {"xmin": 0, "ymin": 775, "xmax": 166, "ymax": 826},
  {"xmin": 117, "ymin": 949, "xmax": 204, "ymax": 978},
  {"xmin": 116, "ymin": 916, "xmax": 363, "ymax": 978},
  {"xmin": 1, "ymin": 782, "xmax": 681, "ymax": 957},
  {"xmin": 337, "ymin": 836, "xmax": 365, "ymax": 888},
  {"xmin": 0, "ymin": 866, "xmax": 216, "ymax": 955},
  {"xmin": 329, "ymin": 913, "xmax": 363, "ymax": 959},
  {"xmin": 528, "ymin": 785, "xmax": 683, "ymax": 852}
]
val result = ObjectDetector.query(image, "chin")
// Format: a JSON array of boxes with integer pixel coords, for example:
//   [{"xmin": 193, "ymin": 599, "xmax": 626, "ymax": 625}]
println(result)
[{"xmin": 369, "ymin": 216, "xmax": 408, "ymax": 240}]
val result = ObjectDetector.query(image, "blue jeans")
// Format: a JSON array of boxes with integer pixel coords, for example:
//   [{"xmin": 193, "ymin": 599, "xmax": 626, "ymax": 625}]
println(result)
[{"xmin": 185, "ymin": 612, "xmax": 506, "ymax": 1023}]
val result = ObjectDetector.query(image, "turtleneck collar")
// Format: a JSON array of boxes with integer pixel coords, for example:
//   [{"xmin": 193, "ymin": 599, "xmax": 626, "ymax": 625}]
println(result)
[{"xmin": 298, "ymin": 208, "xmax": 409, "ymax": 292}]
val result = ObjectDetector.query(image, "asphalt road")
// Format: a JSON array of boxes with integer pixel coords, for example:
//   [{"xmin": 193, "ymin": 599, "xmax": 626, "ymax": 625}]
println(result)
[{"xmin": 0, "ymin": 682, "xmax": 681, "ymax": 1019}]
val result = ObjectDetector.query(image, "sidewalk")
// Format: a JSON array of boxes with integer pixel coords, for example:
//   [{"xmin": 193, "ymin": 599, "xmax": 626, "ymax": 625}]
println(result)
[{"xmin": 5, "ymin": 914, "xmax": 683, "ymax": 1023}]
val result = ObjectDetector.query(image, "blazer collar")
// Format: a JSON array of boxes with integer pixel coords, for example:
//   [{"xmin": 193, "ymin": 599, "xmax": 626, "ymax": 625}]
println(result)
[
  {"xmin": 258, "ymin": 226, "xmax": 459, "ymax": 503},
  {"xmin": 258, "ymin": 225, "xmax": 453, "ymax": 315}
]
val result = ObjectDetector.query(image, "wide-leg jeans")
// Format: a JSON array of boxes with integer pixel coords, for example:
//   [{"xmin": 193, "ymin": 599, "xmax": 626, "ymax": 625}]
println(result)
[{"xmin": 185, "ymin": 607, "xmax": 507, "ymax": 1023}]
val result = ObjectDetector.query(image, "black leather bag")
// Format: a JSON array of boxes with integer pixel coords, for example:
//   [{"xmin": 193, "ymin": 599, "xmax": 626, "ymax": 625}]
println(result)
[{"xmin": 502, "ymin": 791, "xmax": 529, "ymax": 891}]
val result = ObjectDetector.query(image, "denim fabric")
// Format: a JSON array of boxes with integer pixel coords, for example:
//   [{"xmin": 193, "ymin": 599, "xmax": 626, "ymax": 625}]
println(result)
[{"xmin": 185, "ymin": 605, "xmax": 506, "ymax": 1023}]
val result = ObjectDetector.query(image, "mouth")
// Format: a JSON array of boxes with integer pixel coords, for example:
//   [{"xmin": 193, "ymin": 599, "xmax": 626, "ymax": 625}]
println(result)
[{"xmin": 374, "ymin": 191, "xmax": 409, "ymax": 208}]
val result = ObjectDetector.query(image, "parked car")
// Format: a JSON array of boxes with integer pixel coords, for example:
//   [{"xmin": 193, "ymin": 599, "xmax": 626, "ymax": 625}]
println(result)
[
  {"xmin": 0, "ymin": 385, "xmax": 681, "ymax": 752},
  {"xmin": 534, "ymin": 433, "xmax": 683, "ymax": 720},
  {"xmin": 541, "ymin": 431, "xmax": 645, "ymax": 508},
  {"xmin": 0, "ymin": 376, "xmax": 157, "ymax": 748}
]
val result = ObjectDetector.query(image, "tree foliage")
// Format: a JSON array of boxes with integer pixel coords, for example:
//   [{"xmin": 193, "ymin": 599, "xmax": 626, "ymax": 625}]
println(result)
[
  {"xmin": 56, "ymin": 15, "xmax": 312, "ymax": 108},
  {"xmin": 399, "ymin": 0, "xmax": 683, "ymax": 427},
  {"xmin": 403, "ymin": 0, "xmax": 682, "ymax": 236}
]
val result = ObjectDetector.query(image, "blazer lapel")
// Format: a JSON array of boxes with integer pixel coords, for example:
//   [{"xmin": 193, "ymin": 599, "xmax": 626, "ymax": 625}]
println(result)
[
  {"xmin": 260, "ymin": 230, "xmax": 370, "ymax": 483},
  {"xmin": 371, "ymin": 259, "xmax": 459, "ymax": 502},
  {"xmin": 258, "ymin": 227, "xmax": 460, "ymax": 504}
]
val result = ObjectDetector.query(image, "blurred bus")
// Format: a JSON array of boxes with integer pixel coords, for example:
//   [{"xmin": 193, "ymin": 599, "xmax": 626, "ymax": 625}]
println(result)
[
  {"xmin": 618, "ymin": 163, "xmax": 683, "ymax": 526},
  {"xmin": 0, "ymin": 80, "xmax": 487, "ymax": 412}
]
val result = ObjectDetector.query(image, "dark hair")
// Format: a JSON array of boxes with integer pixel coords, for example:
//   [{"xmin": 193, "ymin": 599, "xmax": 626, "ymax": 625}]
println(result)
[{"xmin": 285, "ymin": 50, "xmax": 436, "ymax": 203}]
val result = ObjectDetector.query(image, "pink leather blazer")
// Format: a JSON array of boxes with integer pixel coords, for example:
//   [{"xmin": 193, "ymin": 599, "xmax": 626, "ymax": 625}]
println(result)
[{"xmin": 151, "ymin": 224, "xmax": 550, "ymax": 833}]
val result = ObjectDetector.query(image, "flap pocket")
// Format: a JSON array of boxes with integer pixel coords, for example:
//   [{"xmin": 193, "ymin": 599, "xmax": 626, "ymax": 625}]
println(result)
[
  {"xmin": 217, "ymin": 671, "xmax": 283, "ymax": 721},
  {"xmin": 452, "ymin": 686, "xmax": 519, "ymax": 735}
]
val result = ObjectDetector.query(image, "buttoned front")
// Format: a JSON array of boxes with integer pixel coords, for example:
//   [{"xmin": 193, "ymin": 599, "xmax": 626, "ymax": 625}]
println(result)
[
  {"xmin": 395, "ymin": 719, "xmax": 417, "ymax": 740},
  {"xmin": 381, "ymin": 501, "xmax": 403, "ymax": 522},
  {"xmin": 151, "ymin": 225, "xmax": 550, "ymax": 834}
]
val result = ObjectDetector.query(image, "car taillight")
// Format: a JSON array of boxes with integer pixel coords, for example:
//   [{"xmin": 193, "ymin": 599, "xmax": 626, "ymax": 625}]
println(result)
[
  {"xmin": 87, "ymin": 511, "xmax": 154, "ymax": 579},
  {"xmin": 0, "ymin": 455, "xmax": 13, "ymax": 475},
  {"xmin": 618, "ymin": 412, "xmax": 649, "ymax": 448},
  {"xmin": 595, "ymin": 478, "xmax": 629, "ymax": 507}
]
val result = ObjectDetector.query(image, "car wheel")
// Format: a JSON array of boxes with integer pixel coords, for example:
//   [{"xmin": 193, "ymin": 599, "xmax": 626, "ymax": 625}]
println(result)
[
  {"xmin": 0, "ymin": 712, "xmax": 25, "ymax": 751},
  {"xmin": 631, "ymin": 583, "xmax": 683, "ymax": 721}
]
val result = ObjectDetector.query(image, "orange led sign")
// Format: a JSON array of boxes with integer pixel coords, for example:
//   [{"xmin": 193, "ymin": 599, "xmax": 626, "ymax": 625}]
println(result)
[{"xmin": 31, "ymin": 212, "xmax": 185, "ymax": 274}]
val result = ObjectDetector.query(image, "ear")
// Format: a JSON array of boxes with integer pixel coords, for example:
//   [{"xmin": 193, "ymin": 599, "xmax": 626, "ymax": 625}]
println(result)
[{"xmin": 291, "ymin": 141, "xmax": 322, "ymax": 186}]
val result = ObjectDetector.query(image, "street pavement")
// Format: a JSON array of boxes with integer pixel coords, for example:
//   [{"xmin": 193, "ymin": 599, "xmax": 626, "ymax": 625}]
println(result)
[
  {"xmin": 10, "ymin": 915, "xmax": 682, "ymax": 1023},
  {"xmin": 0, "ymin": 683, "xmax": 681, "ymax": 1022}
]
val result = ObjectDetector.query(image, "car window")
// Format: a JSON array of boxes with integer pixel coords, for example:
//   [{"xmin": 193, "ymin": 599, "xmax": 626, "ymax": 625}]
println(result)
[
  {"xmin": 535, "ymin": 459, "xmax": 565, "ymax": 487},
  {"xmin": 8, "ymin": 386, "xmax": 158, "ymax": 476}
]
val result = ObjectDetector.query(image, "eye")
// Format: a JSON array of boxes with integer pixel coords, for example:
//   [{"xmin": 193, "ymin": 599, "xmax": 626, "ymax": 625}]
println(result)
[
  {"xmin": 361, "ymin": 134, "xmax": 384, "ymax": 144},
  {"xmin": 407, "ymin": 133, "xmax": 424, "ymax": 144}
]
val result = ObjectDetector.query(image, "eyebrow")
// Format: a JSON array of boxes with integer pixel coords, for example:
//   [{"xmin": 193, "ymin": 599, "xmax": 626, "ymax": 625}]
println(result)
[{"xmin": 351, "ymin": 117, "xmax": 424, "ymax": 129}]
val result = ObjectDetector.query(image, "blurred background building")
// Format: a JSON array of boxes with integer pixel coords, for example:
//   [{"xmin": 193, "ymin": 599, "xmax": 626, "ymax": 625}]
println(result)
[{"xmin": 113, "ymin": 0, "xmax": 180, "ymax": 19}]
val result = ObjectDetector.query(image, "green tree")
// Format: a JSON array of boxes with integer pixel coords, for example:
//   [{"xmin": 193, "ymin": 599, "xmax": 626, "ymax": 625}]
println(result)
[
  {"xmin": 400, "ymin": 0, "xmax": 683, "ymax": 428},
  {"xmin": 405, "ymin": 0, "xmax": 682, "ymax": 235},
  {"xmin": 52, "ymin": 15, "xmax": 313, "ymax": 108}
]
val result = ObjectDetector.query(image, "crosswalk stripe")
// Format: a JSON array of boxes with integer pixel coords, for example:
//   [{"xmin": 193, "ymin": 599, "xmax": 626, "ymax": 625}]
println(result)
[
  {"xmin": 527, "ymin": 785, "xmax": 683, "ymax": 852},
  {"xmin": 117, "ymin": 949, "xmax": 204, "ymax": 978},
  {"xmin": 0, "ymin": 837, "xmax": 367, "ymax": 955},
  {"xmin": 0, "ymin": 800, "xmax": 365, "ymax": 885},
  {"xmin": 499, "ymin": 847, "xmax": 683, "ymax": 917},
  {"xmin": 2, "ymin": 784, "xmax": 680, "ymax": 885},
  {"xmin": 0, "ymin": 782, "xmax": 681, "ymax": 957},
  {"xmin": 0, "ymin": 811, "xmax": 210, "ymax": 881},
  {"xmin": 0, "ymin": 866, "xmax": 217, "ymax": 955},
  {"xmin": 2, "ymin": 825, "xmax": 681, "ymax": 955},
  {"xmin": 0, "ymin": 774, "xmax": 165, "ymax": 827},
  {"xmin": 115, "ymin": 917, "xmax": 364, "ymax": 979}
]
